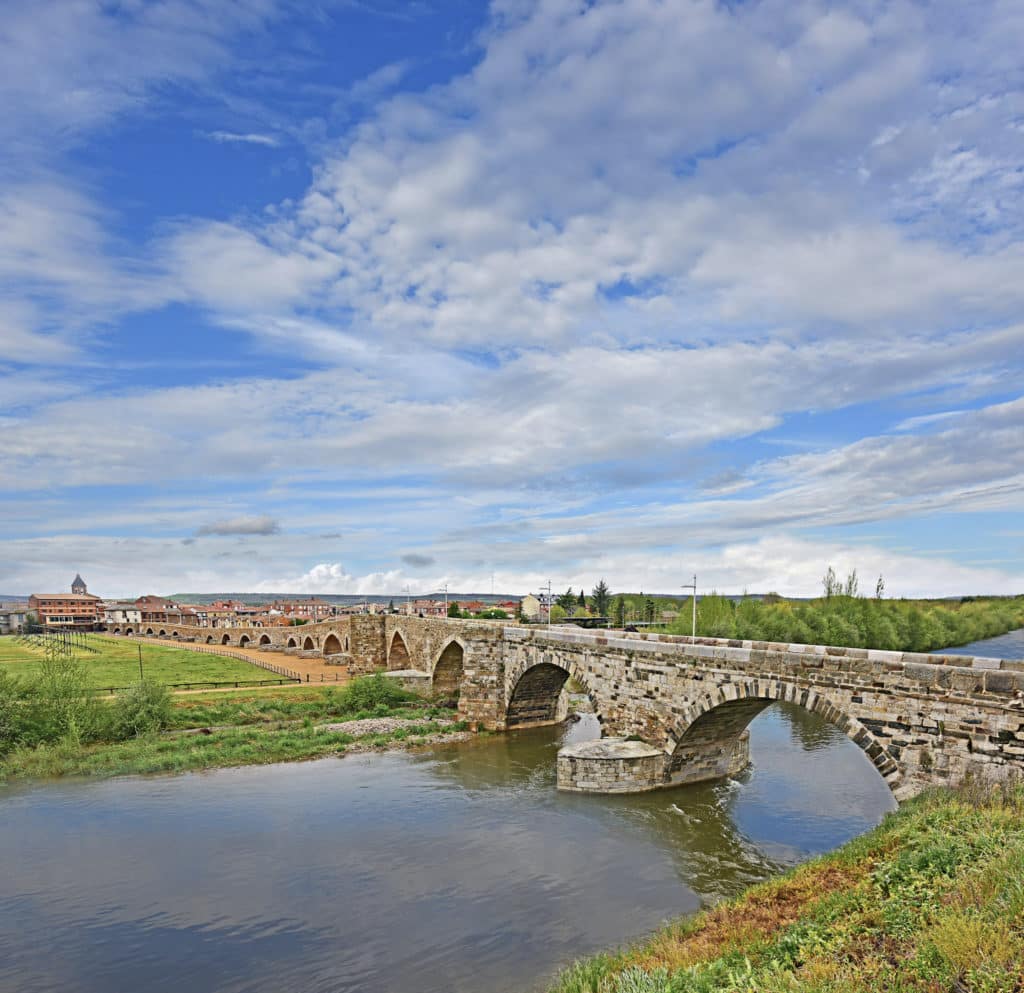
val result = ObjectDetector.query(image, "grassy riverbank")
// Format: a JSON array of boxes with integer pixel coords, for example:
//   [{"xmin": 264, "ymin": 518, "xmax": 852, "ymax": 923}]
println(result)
[
  {"xmin": 548, "ymin": 780, "xmax": 1024, "ymax": 993},
  {"xmin": 0, "ymin": 672, "xmax": 468, "ymax": 783}
]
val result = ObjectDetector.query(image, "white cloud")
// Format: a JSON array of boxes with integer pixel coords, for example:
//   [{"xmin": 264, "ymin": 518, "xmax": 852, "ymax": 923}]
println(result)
[{"xmin": 203, "ymin": 131, "xmax": 280, "ymax": 147}]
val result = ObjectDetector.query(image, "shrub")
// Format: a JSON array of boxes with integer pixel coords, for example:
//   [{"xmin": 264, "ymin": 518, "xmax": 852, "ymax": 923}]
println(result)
[
  {"xmin": 332, "ymin": 673, "xmax": 417, "ymax": 715},
  {"xmin": 111, "ymin": 680, "xmax": 173, "ymax": 739},
  {"xmin": 19, "ymin": 655, "xmax": 109, "ymax": 748}
]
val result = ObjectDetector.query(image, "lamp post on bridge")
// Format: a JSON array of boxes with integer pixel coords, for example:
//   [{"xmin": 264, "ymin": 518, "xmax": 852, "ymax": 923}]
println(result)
[
  {"xmin": 544, "ymin": 579, "xmax": 553, "ymax": 627},
  {"xmin": 402, "ymin": 584, "xmax": 412, "ymax": 616},
  {"xmin": 681, "ymin": 574, "xmax": 697, "ymax": 639}
]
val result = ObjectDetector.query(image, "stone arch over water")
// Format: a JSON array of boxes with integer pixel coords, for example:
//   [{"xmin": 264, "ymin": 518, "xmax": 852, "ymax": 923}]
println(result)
[
  {"xmin": 505, "ymin": 658, "xmax": 598, "ymax": 729},
  {"xmin": 666, "ymin": 679, "xmax": 899, "ymax": 793}
]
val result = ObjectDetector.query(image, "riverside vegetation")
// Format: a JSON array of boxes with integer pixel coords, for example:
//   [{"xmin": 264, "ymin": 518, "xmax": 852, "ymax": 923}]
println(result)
[
  {"xmin": 664, "ymin": 590, "xmax": 1024, "ymax": 653},
  {"xmin": 0, "ymin": 659, "xmax": 467, "ymax": 782},
  {"xmin": 548, "ymin": 780, "xmax": 1024, "ymax": 993}
]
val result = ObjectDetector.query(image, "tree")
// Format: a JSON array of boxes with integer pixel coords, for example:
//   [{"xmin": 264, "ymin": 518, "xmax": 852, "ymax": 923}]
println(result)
[
  {"xmin": 875, "ymin": 574, "xmax": 885, "ymax": 599},
  {"xmin": 614, "ymin": 595, "xmax": 626, "ymax": 628},
  {"xmin": 591, "ymin": 579, "xmax": 612, "ymax": 618},
  {"xmin": 843, "ymin": 569, "xmax": 859, "ymax": 598},
  {"xmin": 577, "ymin": 588, "xmax": 587, "ymax": 608},
  {"xmin": 447, "ymin": 601, "xmax": 461, "ymax": 618},
  {"xmin": 388, "ymin": 599, "xmax": 395, "ymax": 614},
  {"xmin": 556, "ymin": 587, "xmax": 577, "ymax": 614},
  {"xmin": 550, "ymin": 604, "xmax": 567, "ymax": 622},
  {"xmin": 644, "ymin": 597, "xmax": 656, "ymax": 622},
  {"xmin": 822, "ymin": 566, "xmax": 839, "ymax": 598}
]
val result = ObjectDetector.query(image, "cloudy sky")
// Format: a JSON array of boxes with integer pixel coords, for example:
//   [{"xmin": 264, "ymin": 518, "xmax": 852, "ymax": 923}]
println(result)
[{"xmin": 2, "ymin": 0, "xmax": 1023, "ymax": 599}]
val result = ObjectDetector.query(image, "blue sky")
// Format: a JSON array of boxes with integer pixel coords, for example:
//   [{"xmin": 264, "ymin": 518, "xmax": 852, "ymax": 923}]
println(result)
[{"xmin": 2, "ymin": 0, "xmax": 1023, "ymax": 599}]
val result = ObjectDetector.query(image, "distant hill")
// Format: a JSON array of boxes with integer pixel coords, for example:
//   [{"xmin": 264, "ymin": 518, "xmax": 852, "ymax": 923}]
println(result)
[
  {"xmin": 166, "ymin": 592, "xmax": 521, "ymax": 605},
  {"xmin": 0, "ymin": 595, "xmax": 29, "ymax": 603}
]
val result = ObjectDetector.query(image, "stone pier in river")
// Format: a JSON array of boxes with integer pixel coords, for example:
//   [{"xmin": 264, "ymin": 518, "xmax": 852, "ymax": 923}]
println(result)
[{"xmin": 120, "ymin": 616, "xmax": 1024, "ymax": 800}]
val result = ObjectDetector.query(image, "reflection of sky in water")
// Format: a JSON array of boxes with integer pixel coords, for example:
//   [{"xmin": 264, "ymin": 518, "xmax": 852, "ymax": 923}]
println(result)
[{"xmin": 1, "ymin": 704, "xmax": 895, "ymax": 993}]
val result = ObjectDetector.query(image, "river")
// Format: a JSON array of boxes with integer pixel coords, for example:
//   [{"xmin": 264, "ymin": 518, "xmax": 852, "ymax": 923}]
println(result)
[{"xmin": 2, "ymin": 629, "xmax": 1021, "ymax": 993}]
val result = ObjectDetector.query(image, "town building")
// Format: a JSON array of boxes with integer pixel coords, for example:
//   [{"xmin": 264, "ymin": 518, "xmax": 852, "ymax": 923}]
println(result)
[
  {"xmin": 29, "ymin": 576, "xmax": 103, "ymax": 629},
  {"xmin": 102, "ymin": 601, "xmax": 142, "ymax": 628},
  {"xmin": 0, "ymin": 604, "xmax": 30, "ymax": 634},
  {"xmin": 134, "ymin": 595, "xmax": 198, "ymax": 628}
]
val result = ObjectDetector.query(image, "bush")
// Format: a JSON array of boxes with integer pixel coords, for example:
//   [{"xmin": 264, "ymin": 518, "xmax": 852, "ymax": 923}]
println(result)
[
  {"xmin": 333, "ymin": 673, "xmax": 417, "ymax": 715},
  {"xmin": 0, "ymin": 670, "xmax": 29, "ymax": 756},
  {"xmin": 111, "ymin": 680, "xmax": 173, "ymax": 738},
  {"xmin": 19, "ymin": 655, "xmax": 110, "ymax": 748}
]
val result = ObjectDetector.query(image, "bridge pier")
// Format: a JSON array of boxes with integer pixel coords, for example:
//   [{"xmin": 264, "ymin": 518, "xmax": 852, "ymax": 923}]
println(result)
[
  {"xmin": 557, "ymin": 738, "xmax": 668, "ymax": 793},
  {"xmin": 556, "ymin": 730, "xmax": 752, "ymax": 794}
]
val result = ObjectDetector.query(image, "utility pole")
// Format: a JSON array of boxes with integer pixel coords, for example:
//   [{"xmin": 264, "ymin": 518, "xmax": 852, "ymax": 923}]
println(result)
[
  {"xmin": 544, "ymin": 579, "xmax": 553, "ymax": 626},
  {"xmin": 443, "ymin": 583, "xmax": 448, "ymax": 615},
  {"xmin": 402, "ymin": 584, "xmax": 412, "ymax": 615},
  {"xmin": 138, "ymin": 643, "xmax": 144, "ymax": 682},
  {"xmin": 681, "ymin": 574, "xmax": 697, "ymax": 639}
]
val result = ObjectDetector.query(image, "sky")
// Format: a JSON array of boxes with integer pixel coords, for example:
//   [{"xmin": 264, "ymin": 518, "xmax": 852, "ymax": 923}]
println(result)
[{"xmin": 2, "ymin": 0, "xmax": 1023, "ymax": 600}]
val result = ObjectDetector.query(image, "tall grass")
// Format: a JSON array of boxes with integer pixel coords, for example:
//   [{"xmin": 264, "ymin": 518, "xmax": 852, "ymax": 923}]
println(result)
[
  {"xmin": 545, "ymin": 780, "xmax": 1024, "ymax": 993},
  {"xmin": 0, "ymin": 655, "xmax": 174, "ymax": 757}
]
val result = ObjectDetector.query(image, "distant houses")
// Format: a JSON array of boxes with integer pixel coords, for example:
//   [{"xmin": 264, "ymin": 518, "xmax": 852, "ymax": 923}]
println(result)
[{"xmin": 17, "ymin": 576, "xmax": 526, "ymax": 631}]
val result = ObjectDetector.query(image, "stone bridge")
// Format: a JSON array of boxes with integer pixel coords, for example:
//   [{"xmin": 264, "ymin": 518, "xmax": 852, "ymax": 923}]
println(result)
[{"xmin": 117, "ymin": 616, "xmax": 1024, "ymax": 800}]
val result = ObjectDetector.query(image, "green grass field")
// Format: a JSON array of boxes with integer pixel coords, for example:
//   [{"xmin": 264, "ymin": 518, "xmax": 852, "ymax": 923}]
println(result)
[{"xmin": 0, "ymin": 634, "xmax": 284, "ymax": 689}]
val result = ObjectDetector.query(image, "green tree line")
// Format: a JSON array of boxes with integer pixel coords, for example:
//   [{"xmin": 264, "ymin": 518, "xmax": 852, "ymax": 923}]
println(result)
[{"xmin": 665, "ymin": 591, "xmax": 1024, "ymax": 653}]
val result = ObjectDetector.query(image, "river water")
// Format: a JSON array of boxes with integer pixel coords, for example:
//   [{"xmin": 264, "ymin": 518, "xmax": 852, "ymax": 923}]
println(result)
[{"xmin": 2, "ymin": 629, "xmax": 1020, "ymax": 993}]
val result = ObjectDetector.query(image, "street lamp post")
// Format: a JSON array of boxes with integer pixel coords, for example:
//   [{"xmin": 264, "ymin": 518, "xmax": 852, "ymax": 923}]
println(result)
[
  {"xmin": 681, "ymin": 574, "xmax": 697, "ymax": 639},
  {"xmin": 544, "ymin": 579, "xmax": 553, "ymax": 626},
  {"xmin": 443, "ymin": 583, "xmax": 448, "ymax": 616},
  {"xmin": 402, "ymin": 585, "xmax": 412, "ymax": 615}
]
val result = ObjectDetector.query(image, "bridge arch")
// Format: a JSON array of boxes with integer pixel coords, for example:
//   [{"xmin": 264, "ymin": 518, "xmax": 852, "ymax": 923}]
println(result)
[
  {"xmin": 221, "ymin": 634, "xmax": 232, "ymax": 645},
  {"xmin": 259, "ymin": 634, "xmax": 272, "ymax": 646},
  {"xmin": 158, "ymin": 629, "xmax": 166, "ymax": 637},
  {"xmin": 433, "ymin": 640, "xmax": 465, "ymax": 698},
  {"xmin": 146, "ymin": 628, "xmax": 154, "ymax": 636},
  {"xmin": 112, "ymin": 627, "xmax": 121, "ymax": 634},
  {"xmin": 323, "ymin": 633, "xmax": 343, "ymax": 656},
  {"xmin": 666, "ymin": 679, "xmax": 899, "ymax": 792},
  {"xmin": 239, "ymin": 635, "xmax": 251, "ymax": 647},
  {"xmin": 124, "ymin": 628, "xmax": 133, "ymax": 636},
  {"xmin": 206, "ymin": 635, "xmax": 215, "ymax": 644},
  {"xmin": 171, "ymin": 631, "xmax": 179, "ymax": 639},
  {"xmin": 388, "ymin": 631, "xmax": 412, "ymax": 670},
  {"xmin": 286, "ymin": 636, "xmax": 298, "ymax": 648},
  {"xmin": 302, "ymin": 636, "xmax": 315, "ymax": 651},
  {"xmin": 505, "ymin": 657, "xmax": 599, "ymax": 729}
]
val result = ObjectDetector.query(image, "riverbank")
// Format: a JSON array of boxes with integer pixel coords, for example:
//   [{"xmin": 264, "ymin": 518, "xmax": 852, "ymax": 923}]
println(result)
[
  {"xmin": 0, "ymin": 675, "xmax": 470, "ymax": 783},
  {"xmin": 547, "ymin": 779, "xmax": 1024, "ymax": 993}
]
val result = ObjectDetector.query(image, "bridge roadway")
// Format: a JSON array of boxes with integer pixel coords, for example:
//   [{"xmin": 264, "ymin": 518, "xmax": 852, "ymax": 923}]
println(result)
[{"xmin": 113, "ymin": 615, "xmax": 1024, "ymax": 799}]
